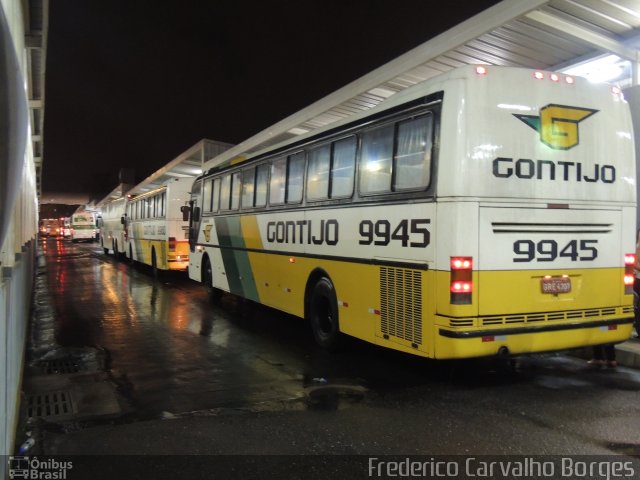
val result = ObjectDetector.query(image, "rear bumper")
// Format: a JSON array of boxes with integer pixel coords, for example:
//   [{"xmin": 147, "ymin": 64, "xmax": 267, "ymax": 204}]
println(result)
[{"xmin": 434, "ymin": 314, "xmax": 633, "ymax": 359}]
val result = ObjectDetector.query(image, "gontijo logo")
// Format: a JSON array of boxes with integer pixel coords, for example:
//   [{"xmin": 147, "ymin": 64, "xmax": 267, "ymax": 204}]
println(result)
[{"xmin": 514, "ymin": 104, "xmax": 598, "ymax": 150}]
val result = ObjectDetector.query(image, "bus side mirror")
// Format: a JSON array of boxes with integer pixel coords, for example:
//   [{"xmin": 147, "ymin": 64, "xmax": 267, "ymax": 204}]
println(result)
[
  {"xmin": 181, "ymin": 205, "xmax": 191, "ymax": 222},
  {"xmin": 120, "ymin": 216, "xmax": 126, "ymax": 225},
  {"xmin": 192, "ymin": 207, "xmax": 201, "ymax": 223}
]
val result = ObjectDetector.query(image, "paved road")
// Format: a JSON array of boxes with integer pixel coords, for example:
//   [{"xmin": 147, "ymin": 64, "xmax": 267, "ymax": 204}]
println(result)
[{"xmin": 15, "ymin": 238, "xmax": 640, "ymax": 478}]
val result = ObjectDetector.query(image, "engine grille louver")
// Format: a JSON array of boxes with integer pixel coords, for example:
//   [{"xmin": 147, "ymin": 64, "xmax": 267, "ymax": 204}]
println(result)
[{"xmin": 380, "ymin": 267, "xmax": 423, "ymax": 345}]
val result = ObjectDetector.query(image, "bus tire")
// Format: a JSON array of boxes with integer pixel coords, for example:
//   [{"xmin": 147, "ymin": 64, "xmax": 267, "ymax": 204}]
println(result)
[
  {"xmin": 203, "ymin": 256, "xmax": 222, "ymax": 302},
  {"xmin": 309, "ymin": 277, "xmax": 345, "ymax": 351}
]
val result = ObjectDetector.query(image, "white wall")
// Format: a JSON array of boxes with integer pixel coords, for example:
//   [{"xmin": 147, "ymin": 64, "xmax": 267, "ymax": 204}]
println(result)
[{"xmin": 0, "ymin": 0, "xmax": 39, "ymax": 471}]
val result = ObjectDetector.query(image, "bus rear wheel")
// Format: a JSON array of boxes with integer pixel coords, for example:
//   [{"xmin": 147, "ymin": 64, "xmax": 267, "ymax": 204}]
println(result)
[{"xmin": 309, "ymin": 277, "xmax": 345, "ymax": 350}]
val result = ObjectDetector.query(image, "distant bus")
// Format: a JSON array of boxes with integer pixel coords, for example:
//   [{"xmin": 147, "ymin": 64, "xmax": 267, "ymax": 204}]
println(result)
[
  {"xmin": 184, "ymin": 65, "xmax": 636, "ymax": 360},
  {"xmin": 70, "ymin": 212, "xmax": 97, "ymax": 242},
  {"xmin": 97, "ymin": 197, "xmax": 127, "ymax": 256},
  {"xmin": 125, "ymin": 177, "xmax": 191, "ymax": 275},
  {"xmin": 39, "ymin": 218, "xmax": 62, "ymax": 237}
]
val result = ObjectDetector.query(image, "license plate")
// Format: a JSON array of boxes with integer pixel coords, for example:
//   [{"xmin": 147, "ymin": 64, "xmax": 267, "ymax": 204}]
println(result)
[{"xmin": 541, "ymin": 276, "xmax": 571, "ymax": 294}]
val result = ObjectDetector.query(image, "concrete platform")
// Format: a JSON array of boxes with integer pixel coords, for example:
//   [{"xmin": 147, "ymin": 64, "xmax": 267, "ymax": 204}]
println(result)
[{"xmin": 615, "ymin": 337, "xmax": 640, "ymax": 368}]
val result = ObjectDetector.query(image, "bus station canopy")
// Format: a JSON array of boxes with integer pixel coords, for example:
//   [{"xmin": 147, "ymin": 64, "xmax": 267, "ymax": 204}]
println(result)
[
  {"xmin": 125, "ymin": 139, "xmax": 233, "ymax": 197},
  {"xmin": 97, "ymin": 139, "xmax": 233, "ymax": 205}
]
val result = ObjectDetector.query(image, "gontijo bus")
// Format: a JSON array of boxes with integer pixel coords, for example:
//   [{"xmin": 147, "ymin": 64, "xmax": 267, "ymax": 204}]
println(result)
[
  {"xmin": 125, "ymin": 177, "xmax": 191, "ymax": 274},
  {"xmin": 184, "ymin": 65, "xmax": 636, "ymax": 359},
  {"xmin": 97, "ymin": 196, "xmax": 127, "ymax": 257}
]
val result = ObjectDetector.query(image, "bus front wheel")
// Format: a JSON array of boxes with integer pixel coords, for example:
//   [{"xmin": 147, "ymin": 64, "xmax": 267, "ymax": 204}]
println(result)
[
  {"xmin": 203, "ymin": 257, "xmax": 222, "ymax": 303},
  {"xmin": 309, "ymin": 277, "xmax": 345, "ymax": 350}
]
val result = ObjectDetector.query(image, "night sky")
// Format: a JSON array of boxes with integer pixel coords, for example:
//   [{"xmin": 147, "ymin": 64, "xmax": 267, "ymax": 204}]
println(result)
[{"xmin": 42, "ymin": 0, "xmax": 500, "ymax": 201}]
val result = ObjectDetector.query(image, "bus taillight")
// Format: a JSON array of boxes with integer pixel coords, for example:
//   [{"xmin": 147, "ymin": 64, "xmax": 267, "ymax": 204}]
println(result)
[
  {"xmin": 450, "ymin": 256, "xmax": 473, "ymax": 305},
  {"xmin": 169, "ymin": 237, "xmax": 176, "ymax": 251},
  {"xmin": 624, "ymin": 253, "xmax": 635, "ymax": 294}
]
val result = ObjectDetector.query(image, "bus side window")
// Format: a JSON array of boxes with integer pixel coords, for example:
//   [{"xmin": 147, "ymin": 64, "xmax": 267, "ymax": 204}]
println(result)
[
  {"xmin": 394, "ymin": 115, "xmax": 433, "ymax": 191},
  {"xmin": 270, "ymin": 158, "xmax": 286, "ymax": 205},
  {"xmin": 331, "ymin": 136, "xmax": 356, "ymax": 198},
  {"xmin": 220, "ymin": 175, "xmax": 231, "ymax": 210},
  {"xmin": 359, "ymin": 124, "xmax": 393, "ymax": 194},
  {"xmin": 242, "ymin": 168, "xmax": 255, "ymax": 208},
  {"xmin": 160, "ymin": 192, "xmax": 166, "ymax": 217},
  {"xmin": 307, "ymin": 144, "xmax": 330, "ymax": 201},
  {"xmin": 255, "ymin": 164, "xmax": 269, "ymax": 208},
  {"xmin": 203, "ymin": 179, "xmax": 213, "ymax": 212},
  {"xmin": 212, "ymin": 178, "xmax": 220, "ymax": 212},
  {"xmin": 286, "ymin": 152, "xmax": 305, "ymax": 204},
  {"xmin": 231, "ymin": 172, "xmax": 241, "ymax": 210}
]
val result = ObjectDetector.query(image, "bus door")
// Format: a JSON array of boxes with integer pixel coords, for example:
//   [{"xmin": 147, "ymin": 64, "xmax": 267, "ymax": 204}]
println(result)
[{"xmin": 187, "ymin": 179, "xmax": 202, "ymax": 252}]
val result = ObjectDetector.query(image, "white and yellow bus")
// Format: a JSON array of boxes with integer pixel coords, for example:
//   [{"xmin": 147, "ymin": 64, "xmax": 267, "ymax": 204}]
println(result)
[
  {"xmin": 125, "ymin": 177, "xmax": 191, "ymax": 275},
  {"xmin": 70, "ymin": 211, "xmax": 97, "ymax": 242},
  {"xmin": 185, "ymin": 65, "xmax": 636, "ymax": 359},
  {"xmin": 97, "ymin": 197, "xmax": 127, "ymax": 256}
]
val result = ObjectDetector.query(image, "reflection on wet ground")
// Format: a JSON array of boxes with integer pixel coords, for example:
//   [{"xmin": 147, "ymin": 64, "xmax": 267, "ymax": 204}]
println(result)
[{"xmin": 28, "ymin": 237, "xmax": 640, "ymax": 427}]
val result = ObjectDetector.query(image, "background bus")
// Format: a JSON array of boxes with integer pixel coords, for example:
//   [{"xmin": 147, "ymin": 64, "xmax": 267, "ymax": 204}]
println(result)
[
  {"xmin": 126, "ymin": 177, "xmax": 191, "ymax": 275},
  {"xmin": 39, "ymin": 218, "xmax": 62, "ymax": 237},
  {"xmin": 185, "ymin": 65, "xmax": 635, "ymax": 360},
  {"xmin": 97, "ymin": 197, "xmax": 127, "ymax": 256},
  {"xmin": 70, "ymin": 211, "xmax": 97, "ymax": 242}
]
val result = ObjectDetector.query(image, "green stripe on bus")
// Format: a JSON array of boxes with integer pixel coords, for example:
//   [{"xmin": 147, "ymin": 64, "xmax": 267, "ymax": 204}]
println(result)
[{"xmin": 215, "ymin": 217, "xmax": 259, "ymax": 302}]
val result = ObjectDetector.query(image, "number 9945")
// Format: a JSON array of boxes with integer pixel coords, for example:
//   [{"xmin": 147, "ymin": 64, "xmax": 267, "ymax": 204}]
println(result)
[{"xmin": 513, "ymin": 239, "xmax": 598, "ymax": 262}]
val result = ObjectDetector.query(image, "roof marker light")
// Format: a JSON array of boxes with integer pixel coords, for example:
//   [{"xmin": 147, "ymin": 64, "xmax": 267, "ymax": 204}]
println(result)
[
  {"xmin": 612, "ymin": 85, "xmax": 622, "ymax": 95},
  {"xmin": 565, "ymin": 75, "xmax": 575, "ymax": 84},
  {"xmin": 533, "ymin": 71, "xmax": 545, "ymax": 80},
  {"xmin": 550, "ymin": 73, "xmax": 560, "ymax": 82},
  {"xmin": 475, "ymin": 66, "xmax": 488, "ymax": 76}
]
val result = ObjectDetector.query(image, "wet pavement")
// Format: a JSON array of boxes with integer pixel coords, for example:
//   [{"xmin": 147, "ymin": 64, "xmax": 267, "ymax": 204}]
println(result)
[{"xmin": 13, "ymin": 237, "xmax": 640, "ymax": 478}]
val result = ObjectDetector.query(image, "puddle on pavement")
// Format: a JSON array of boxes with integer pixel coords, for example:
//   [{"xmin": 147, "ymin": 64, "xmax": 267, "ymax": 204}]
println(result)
[{"xmin": 303, "ymin": 379, "xmax": 368, "ymax": 411}]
